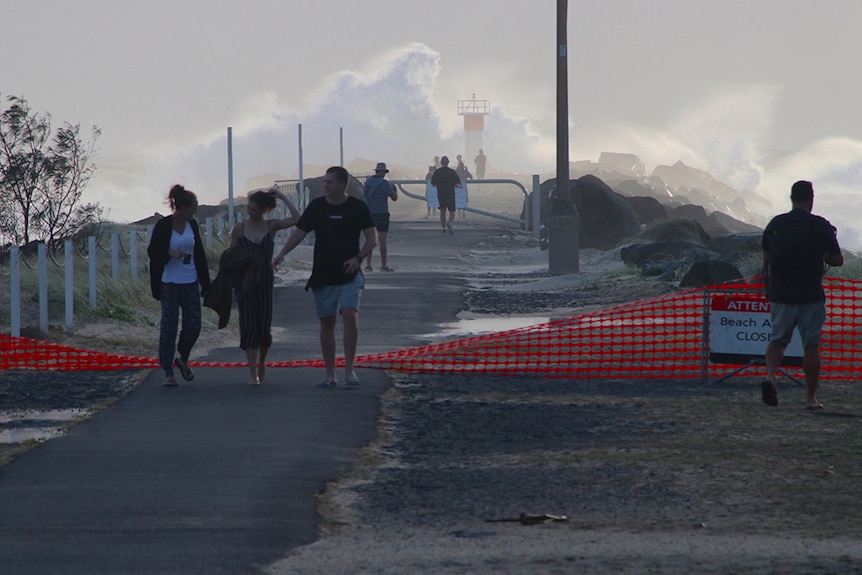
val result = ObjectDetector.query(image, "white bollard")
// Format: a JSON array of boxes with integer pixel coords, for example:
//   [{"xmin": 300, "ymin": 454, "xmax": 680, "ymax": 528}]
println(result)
[
  {"xmin": 89, "ymin": 236, "xmax": 97, "ymax": 308},
  {"xmin": 10, "ymin": 246, "xmax": 20, "ymax": 337},
  {"xmin": 111, "ymin": 232, "xmax": 119, "ymax": 281},
  {"xmin": 39, "ymin": 243, "xmax": 48, "ymax": 334},
  {"xmin": 65, "ymin": 239, "xmax": 74, "ymax": 333},
  {"xmin": 130, "ymin": 230, "xmax": 138, "ymax": 280}
]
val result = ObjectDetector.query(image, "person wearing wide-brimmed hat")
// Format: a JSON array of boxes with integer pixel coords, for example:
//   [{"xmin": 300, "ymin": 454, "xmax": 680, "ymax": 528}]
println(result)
[{"xmin": 362, "ymin": 162, "xmax": 398, "ymax": 271}]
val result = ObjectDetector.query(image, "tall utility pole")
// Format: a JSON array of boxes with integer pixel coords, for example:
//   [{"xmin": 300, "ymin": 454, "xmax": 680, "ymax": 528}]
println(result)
[
  {"xmin": 227, "ymin": 127, "xmax": 235, "ymax": 229},
  {"xmin": 548, "ymin": 0, "xmax": 580, "ymax": 275}
]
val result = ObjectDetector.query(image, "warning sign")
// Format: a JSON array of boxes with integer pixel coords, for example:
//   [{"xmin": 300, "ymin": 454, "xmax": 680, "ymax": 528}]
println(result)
[{"xmin": 709, "ymin": 294, "xmax": 803, "ymax": 366}]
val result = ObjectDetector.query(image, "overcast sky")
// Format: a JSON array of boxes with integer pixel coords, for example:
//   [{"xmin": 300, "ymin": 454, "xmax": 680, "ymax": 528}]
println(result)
[{"xmin": 4, "ymin": 1, "xmax": 862, "ymax": 244}]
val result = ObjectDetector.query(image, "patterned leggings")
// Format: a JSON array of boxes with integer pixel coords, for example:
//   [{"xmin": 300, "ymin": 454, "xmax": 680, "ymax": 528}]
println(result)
[{"xmin": 159, "ymin": 282, "xmax": 202, "ymax": 375}]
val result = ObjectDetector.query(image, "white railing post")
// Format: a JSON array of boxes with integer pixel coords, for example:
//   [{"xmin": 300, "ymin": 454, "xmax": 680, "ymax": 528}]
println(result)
[
  {"xmin": 89, "ymin": 236, "xmax": 97, "ymax": 308},
  {"xmin": 38, "ymin": 243, "xmax": 48, "ymax": 334},
  {"xmin": 65, "ymin": 239, "xmax": 74, "ymax": 334},
  {"xmin": 111, "ymin": 232, "xmax": 119, "ymax": 281},
  {"xmin": 10, "ymin": 246, "xmax": 20, "ymax": 337},
  {"xmin": 130, "ymin": 229, "xmax": 138, "ymax": 280}
]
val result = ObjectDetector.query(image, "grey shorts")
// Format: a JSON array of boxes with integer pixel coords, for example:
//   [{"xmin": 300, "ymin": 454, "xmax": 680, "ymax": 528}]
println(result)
[
  {"xmin": 312, "ymin": 273, "xmax": 365, "ymax": 318},
  {"xmin": 769, "ymin": 301, "xmax": 826, "ymax": 347}
]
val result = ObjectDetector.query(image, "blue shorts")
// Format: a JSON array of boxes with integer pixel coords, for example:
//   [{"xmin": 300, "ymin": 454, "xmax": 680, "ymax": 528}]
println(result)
[
  {"xmin": 770, "ymin": 301, "xmax": 826, "ymax": 347},
  {"xmin": 312, "ymin": 273, "xmax": 365, "ymax": 318},
  {"xmin": 372, "ymin": 213, "xmax": 391, "ymax": 233}
]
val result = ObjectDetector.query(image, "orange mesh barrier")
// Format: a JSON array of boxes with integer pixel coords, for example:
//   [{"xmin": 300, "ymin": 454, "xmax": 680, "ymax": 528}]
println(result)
[{"xmin": 3, "ymin": 276, "xmax": 861, "ymax": 380}]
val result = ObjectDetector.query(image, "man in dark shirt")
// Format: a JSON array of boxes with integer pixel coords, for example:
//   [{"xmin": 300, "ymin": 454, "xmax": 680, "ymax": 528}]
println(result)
[
  {"xmin": 273, "ymin": 166, "xmax": 377, "ymax": 388},
  {"xmin": 430, "ymin": 155, "xmax": 461, "ymax": 235},
  {"xmin": 760, "ymin": 180, "xmax": 843, "ymax": 409}
]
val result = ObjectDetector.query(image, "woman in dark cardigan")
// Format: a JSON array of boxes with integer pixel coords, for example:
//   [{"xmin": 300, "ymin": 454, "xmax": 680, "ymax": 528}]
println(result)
[{"xmin": 147, "ymin": 184, "xmax": 211, "ymax": 386}]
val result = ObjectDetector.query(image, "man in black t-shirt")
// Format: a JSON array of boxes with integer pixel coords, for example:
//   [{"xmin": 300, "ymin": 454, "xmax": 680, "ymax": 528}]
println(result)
[
  {"xmin": 273, "ymin": 166, "xmax": 377, "ymax": 388},
  {"xmin": 430, "ymin": 155, "xmax": 461, "ymax": 235},
  {"xmin": 760, "ymin": 180, "xmax": 843, "ymax": 409}
]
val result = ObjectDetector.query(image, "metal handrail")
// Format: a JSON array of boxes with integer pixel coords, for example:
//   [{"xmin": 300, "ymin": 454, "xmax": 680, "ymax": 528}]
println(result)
[{"xmin": 391, "ymin": 179, "xmax": 532, "ymax": 228}]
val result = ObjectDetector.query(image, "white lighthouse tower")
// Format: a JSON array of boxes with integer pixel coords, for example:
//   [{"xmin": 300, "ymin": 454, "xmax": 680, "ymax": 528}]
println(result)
[{"xmin": 457, "ymin": 94, "xmax": 490, "ymax": 161}]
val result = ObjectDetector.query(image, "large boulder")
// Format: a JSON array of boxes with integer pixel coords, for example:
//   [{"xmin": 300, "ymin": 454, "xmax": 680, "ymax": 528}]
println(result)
[
  {"xmin": 679, "ymin": 260, "xmax": 743, "ymax": 287},
  {"xmin": 708, "ymin": 211, "xmax": 762, "ymax": 234},
  {"xmin": 669, "ymin": 204, "xmax": 711, "ymax": 230},
  {"xmin": 707, "ymin": 232, "xmax": 763, "ymax": 255},
  {"xmin": 622, "ymin": 196, "xmax": 669, "ymax": 226},
  {"xmin": 620, "ymin": 240, "xmax": 712, "ymax": 267},
  {"xmin": 612, "ymin": 179, "xmax": 673, "ymax": 201},
  {"xmin": 539, "ymin": 175, "xmax": 642, "ymax": 250}
]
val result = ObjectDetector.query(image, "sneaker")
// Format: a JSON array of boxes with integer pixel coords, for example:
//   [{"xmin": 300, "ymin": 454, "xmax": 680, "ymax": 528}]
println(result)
[
  {"xmin": 441, "ymin": 229, "xmax": 447, "ymax": 234},
  {"xmin": 316, "ymin": 378, "xmax": 337, "ymax": 389},
  {"xmin": 164, "ymin": 375, "xmax": 177, "ymax": 387},
  {"xmin": 446, "ymin": 223, "xmax": 454, "ymax": 235}
]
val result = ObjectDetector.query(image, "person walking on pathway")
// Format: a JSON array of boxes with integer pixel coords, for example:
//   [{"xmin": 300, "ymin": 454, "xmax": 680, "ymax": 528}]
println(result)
[
  {"xmin": 455, "ymin": 154, "xmax": 472, "ymax": 219},
  {"xmin": 474, "ymin": 149, "xmax": 487, "ymax": 188},
  {"xmin": 272, "ymin": 166, "xmax": 377, "ymax": 388},
  {"xmin": 229, "ymin": 186, "xmax": 300, "ymax": 385},
  {"xmin": 425, "ymin": 156, "xmax": 441, "ymax": 219},
  {"xmin": 760, "ymin": 180, "xmax": 843, "ymax": 409},
  {"xmin": 430, "ymin": 155, "xmax": 461, "ymax": 235},
  {"xmin": 147, "ymin": 184, "xmax": 212, "ymax": 387},
  {"xmin": 362, "ymin": 162, "xmax": 398, "ymax": 272}
]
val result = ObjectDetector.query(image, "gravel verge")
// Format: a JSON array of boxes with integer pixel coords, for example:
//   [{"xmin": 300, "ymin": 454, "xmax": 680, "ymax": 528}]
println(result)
[{"xmin": 267, "ymin": 373, "xmax": 862, "ymax": 574}]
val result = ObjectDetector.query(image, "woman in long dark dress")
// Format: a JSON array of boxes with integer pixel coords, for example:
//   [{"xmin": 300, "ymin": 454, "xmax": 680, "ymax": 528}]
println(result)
[{"xmin": 229, "ymin": 186, "xmax": 300, "ymax": 385}]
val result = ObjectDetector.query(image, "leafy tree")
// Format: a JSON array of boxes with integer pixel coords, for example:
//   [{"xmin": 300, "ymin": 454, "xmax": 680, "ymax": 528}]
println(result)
[{"xmin": 0, "ymin": 94, "xmax": 102, "ymax": 248}]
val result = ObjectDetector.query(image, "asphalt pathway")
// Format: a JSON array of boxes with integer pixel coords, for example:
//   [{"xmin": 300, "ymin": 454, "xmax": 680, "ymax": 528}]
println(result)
[{"xmin": 0, "ymin": 220, "xmax": 507, "ymax": 574}]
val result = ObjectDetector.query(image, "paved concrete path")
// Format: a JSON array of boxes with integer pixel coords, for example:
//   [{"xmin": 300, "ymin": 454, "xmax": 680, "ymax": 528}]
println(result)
[{"xmin": 0, "ymin": 221, "xmax": 514, "ymax": 574}]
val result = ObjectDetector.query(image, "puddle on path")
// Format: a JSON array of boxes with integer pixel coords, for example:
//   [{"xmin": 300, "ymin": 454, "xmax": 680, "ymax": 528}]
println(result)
[
  {"xmin": 425, "ymin": 316, "xmax": 550, "ymax": 339},
  {"xmin": 0, "ymin": 408, "xmax": 89, "ymax": 445},
  {"xmin": 0, "ymin": 426, "xmax": 66, "ymax": 444}
]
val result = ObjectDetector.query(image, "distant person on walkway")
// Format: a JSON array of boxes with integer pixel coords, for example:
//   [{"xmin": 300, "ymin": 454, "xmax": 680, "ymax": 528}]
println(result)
[
  {"xmin": 147, "ymin": 184, "xmax": 212, "ymax": 387},
  {"xmin": 431, "ymin": 155, "xmax": 461, "ymax": 235},
  {"xmin": 474, "ymin": 149, "xmax": 487, "ymax": 180},
  {"xmin": 272, "ymin": 166, "xmax": 377, "ymax": 388},
  {"xmin": 425, "ymin": 156, "xmax": 441, "ymax": 218},
  {"xmin": 362, "ymin": 162, "xmax": 398, "ymax": 272},
  {"xmin": 761, "ymin": 180, "xmax": 843, "ymax": 409},
  {"xmin": 455, "ymin": 154, "xmax": 473, "ymax": 219},
  {"xmin": 229, "ymin": 186, "xmax": 300, "ymax": 385}
]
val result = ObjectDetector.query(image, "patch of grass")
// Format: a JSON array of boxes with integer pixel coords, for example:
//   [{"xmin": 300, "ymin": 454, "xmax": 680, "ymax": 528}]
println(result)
[{"xmin": 1, "ymin": 228, "xmax": 231, "ymax": 335}]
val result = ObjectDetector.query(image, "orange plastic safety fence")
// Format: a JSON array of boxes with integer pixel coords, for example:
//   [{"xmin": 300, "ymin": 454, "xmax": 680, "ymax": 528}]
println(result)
[{"xmin": 3, "ymin": 276, "xmax": 861, "ymax": 380}]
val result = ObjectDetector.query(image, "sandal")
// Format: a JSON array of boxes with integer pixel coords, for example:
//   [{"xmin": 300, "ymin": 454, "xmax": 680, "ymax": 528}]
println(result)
[
  {"xmin": 316, "ymin": 378, "xmax": 337, "ymax": 389},
  {"xmin": 761, "ymin": 380, "xmax": 778, "ymax": 406},
  {"xmin": 380, "ymin": 266, "xmax": 395, "ymax": 272},
  {"xmin": 364, "ymin": 266, "xmax": 373, "ymax": 272},
  {"xmin": 344, "ymin": 375, "xmax": 361, "ymax": 388},
  {"xmin": 164, "ymin": 375, "xmax": 177, "ymax": 387},
  {"xmin": 175, "ymin": 357, "xmax": 195, "ymax": 381}
]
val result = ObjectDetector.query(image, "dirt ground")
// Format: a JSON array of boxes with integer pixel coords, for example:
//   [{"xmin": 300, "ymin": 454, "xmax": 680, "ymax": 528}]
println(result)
[{"xmin": 266, "ymin": 372, "xmax": 862, "ymax": 574}]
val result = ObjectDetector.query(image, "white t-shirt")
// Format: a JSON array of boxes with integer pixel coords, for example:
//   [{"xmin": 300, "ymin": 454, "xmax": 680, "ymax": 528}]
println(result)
[{"xmin": 161, "ymin": 225, "xmax": 198, "ymax": 284}]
